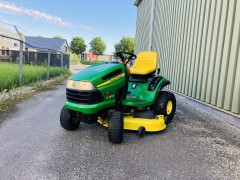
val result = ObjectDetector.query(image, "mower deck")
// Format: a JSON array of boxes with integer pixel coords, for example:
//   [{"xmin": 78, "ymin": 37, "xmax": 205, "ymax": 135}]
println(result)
[{"xmin": 98, "ymin": 114, "xmax": 166, "ymax": 132}]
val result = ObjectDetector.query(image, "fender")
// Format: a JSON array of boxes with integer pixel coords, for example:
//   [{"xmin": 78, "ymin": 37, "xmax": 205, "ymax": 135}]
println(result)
[{"xmin": 158, "ymin": 79, "xmax": 170, "ymax": 92}]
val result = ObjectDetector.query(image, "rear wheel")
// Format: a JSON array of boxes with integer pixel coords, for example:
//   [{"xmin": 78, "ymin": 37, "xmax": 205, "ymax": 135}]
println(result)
[
  {"xmin": 60, "ymin": 106, "xmax": 80, "ymax": 130},
  {"xmin": 108, "ymin": 111, "xmax": 123, "ymax": 144},
  {"xmin": 151, "ymin": 91, "xmax": 176, "ymax": 124}
]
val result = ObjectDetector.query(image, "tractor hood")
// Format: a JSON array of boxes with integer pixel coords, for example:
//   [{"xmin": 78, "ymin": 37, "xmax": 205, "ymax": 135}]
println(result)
[{"xmin": 69, "ymin": 62, "xmax": 126, "ymax": 87}]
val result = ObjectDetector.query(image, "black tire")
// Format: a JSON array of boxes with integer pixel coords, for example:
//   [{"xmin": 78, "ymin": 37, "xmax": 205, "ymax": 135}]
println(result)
[
  {"xmin": 60, "ymin": 106, "xmax": 80, "ymax": 130},
  {"xmin": 151, "ymin": 91, "xmax": 176, "ymax": 124},
  {"xmin": 108, "ymin": 111, "xmax": 123, "ymax": 144},
  {"xmin": 138, "ymin": 126, "xmax": 145, "ymax": 137}
]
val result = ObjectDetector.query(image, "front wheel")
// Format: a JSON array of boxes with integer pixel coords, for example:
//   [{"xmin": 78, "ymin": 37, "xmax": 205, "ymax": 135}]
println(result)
[
  {"xmin": 60, "ymin": 106, "xmax": 80, "ymax": 130},
  {"xmin": 151, "ymin": 91, "xmax": 176, "ymax": 124},
  {"xmin": 108, "ymin": 111, "xmax": 123, "ymax": 144}
]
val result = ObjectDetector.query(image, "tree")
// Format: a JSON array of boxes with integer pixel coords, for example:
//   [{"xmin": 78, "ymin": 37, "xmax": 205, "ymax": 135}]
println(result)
[
  {"xmin": 53, "ymin": 36, "xmax": 63, "ymax": 39},
  {"xmin": 70, "ymin": 37, "xmax": 86, "ymax": 55},
  {"xmin": 115, "ymin": 37, "xmax": 135, "ymax": 53},
  {"xmin": 89, "ymin": 37, "xmax": 106, "ymax": 60}
]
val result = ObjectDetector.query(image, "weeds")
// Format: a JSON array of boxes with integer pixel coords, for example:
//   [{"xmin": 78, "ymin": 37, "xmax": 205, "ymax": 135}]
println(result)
[{"xmin": 0, "ymin": 75, "xmax": 68, "ymax": 114}]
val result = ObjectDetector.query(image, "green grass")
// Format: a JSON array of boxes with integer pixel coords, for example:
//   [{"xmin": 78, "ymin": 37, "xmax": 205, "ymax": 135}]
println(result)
[
  {"xmin": 0, "ymin": 62, "xmax": 71, "ymax": 91},
  {"xmin": 80, "ymin": 60, "xmax": 105, "ymax": 65}
]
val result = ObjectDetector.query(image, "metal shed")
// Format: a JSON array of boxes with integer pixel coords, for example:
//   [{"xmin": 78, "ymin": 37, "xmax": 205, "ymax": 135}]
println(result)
[{"xmin": 134, "ymin": 0, "xmax": 240, "ymax": 115}]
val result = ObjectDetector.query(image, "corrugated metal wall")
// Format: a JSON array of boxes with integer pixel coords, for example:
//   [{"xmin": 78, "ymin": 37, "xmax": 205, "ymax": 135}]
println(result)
[
  {"xmin": 135, "ymin": 0, "xmax": 152, "ymax": 51},
  {"xmin": 135, "ymin": 0, "xmax": 240, "ymax": 114}
]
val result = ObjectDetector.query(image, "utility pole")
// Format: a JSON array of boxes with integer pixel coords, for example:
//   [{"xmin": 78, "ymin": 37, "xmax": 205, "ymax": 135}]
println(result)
[{"xmin": 14, "ymin": 25, "xmax": 24, "ymax": 87}]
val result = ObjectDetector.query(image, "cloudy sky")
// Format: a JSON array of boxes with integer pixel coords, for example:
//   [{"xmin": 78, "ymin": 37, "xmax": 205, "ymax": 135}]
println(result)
[{"xmin": 0, "ymin": 0, "xmax": 137, "ymax": 54}]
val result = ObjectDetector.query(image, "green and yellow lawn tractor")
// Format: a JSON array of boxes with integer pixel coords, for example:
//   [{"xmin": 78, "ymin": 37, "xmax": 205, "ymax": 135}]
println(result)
[{"xmin": 60, "ymin": 51, "xmax": 176, "ymax": 144}]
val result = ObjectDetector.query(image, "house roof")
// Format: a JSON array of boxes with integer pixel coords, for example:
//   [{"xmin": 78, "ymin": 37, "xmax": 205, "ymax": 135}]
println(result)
[{"xmin": 25, "ymin": 36, "xmax": 68, "ymax": 52}]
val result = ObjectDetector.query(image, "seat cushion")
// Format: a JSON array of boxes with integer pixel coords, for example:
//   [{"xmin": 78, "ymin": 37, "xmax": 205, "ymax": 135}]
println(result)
[
  {"xmin": 130, "ymin": 68, "xmax": 155, "ymax": 75},
  {"xmin": 130, "ymin": 51, "xmax": 158, "ymax": 75}
]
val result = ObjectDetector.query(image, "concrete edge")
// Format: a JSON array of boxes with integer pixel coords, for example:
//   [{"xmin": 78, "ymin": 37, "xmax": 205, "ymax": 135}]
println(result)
[{"xmin": 169, "ymin": 90, "xmax": 240, "ymax": 128}]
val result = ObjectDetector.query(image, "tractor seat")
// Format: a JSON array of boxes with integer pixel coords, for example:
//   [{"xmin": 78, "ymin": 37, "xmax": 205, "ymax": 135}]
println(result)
[{"xmin": 130, "ymin": 51, "xmax": 158, "ymax": 76}]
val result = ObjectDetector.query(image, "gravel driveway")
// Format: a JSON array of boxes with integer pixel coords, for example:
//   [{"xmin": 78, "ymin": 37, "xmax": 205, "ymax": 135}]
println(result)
[{"xmin": 0, "ymin": 82, "xmax": 239, "ymax": 180}]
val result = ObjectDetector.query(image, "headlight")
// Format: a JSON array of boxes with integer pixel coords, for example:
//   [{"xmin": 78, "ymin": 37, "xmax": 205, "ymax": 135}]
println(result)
[{"xmin": 67, "ymin": 80, "xmax": 96, "ymax": 90}]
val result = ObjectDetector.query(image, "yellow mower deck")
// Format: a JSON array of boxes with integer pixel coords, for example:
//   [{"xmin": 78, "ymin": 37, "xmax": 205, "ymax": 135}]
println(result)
[{"xmin": 98, "ymin": 114, "xmax": 166, "ymax": 132}]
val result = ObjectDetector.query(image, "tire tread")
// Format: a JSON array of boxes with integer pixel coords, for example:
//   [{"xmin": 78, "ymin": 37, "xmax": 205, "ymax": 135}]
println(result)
[
  {"xmin": 151, "ymin": 91, "xmax": 176, "ymax": 123},
  {"xmin": 60, "ymin": 106, "xmax": 80, "ymax": 130},
  {"xmin": 108, "ymin": 111, "xmax": 123, "ymax": 144}
]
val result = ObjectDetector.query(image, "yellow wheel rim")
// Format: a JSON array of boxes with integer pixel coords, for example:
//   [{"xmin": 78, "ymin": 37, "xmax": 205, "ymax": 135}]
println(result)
[{"xmin": 166, "ymin": 100, "xmax": 173, "ymax": 115}]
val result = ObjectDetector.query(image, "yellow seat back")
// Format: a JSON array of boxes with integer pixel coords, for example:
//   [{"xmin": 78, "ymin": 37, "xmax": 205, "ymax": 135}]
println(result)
[{"xmin": 130, "ymin": 51, "xmax": 158, "ymax": 75}]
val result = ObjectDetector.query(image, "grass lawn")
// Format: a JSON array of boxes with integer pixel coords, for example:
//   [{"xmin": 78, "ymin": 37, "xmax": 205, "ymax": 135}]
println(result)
[{"xmin": 0, "ymin": 62, "xmax": 70, "ymax": 91}]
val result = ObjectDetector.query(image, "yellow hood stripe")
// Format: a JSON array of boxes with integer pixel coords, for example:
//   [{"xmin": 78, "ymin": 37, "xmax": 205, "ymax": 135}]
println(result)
[{"xmin": 97, "ymin": 73, "xmax": 125, "ymax": 88}]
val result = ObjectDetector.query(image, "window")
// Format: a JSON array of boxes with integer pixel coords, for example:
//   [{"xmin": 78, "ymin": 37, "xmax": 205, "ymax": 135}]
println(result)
[
  {"xmin": 6, "ymin": 48, "xmax": 9, "ymax": 56},
  {"xmin": 81, "ymin": 54, "xmax": 85, "ymax": 60},
  {"xmin": 1, "ymin": 46, "xmax": 5, "ymax": 56}
]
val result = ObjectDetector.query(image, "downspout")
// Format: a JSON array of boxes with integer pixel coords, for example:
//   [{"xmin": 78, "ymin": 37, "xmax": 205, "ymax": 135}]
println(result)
[{"xmin": 149, "ymin": 0, "xmax": 156, "ymax": 51}]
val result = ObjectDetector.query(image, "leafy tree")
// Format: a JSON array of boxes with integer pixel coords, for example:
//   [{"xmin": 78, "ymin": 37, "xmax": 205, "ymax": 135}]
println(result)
[
  {"xmin": 53, "ymin": 36, "xmax": 63, "ymax": 39},
  {"xmin": 89, "ymin": 37, "xmax": 106, "ymax": 60},
  {"xmin": 115, "ymin": 37, "xmax": 135, "ymax": 53},
  {"xmin": 70, "ymin": 37, "xmax": 87, "ymax": 55}
]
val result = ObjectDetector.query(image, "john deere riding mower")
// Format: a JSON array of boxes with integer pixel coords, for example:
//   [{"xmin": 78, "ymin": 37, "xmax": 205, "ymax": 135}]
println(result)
[{"xmin": 60, "ymin": 51, "xmax": 176, "ymax": 144}]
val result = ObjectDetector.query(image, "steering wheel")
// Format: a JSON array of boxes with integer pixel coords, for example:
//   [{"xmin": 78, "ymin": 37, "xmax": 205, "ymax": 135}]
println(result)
[{"xmin": 115, "ymin": 51, "xmax": 137, "ymax": 64}]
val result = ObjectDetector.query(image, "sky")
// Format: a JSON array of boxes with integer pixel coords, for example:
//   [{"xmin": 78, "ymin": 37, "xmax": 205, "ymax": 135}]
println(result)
[{"xmin": 0, "ymin": 0, "xmax": 137, "ymax": 54}]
